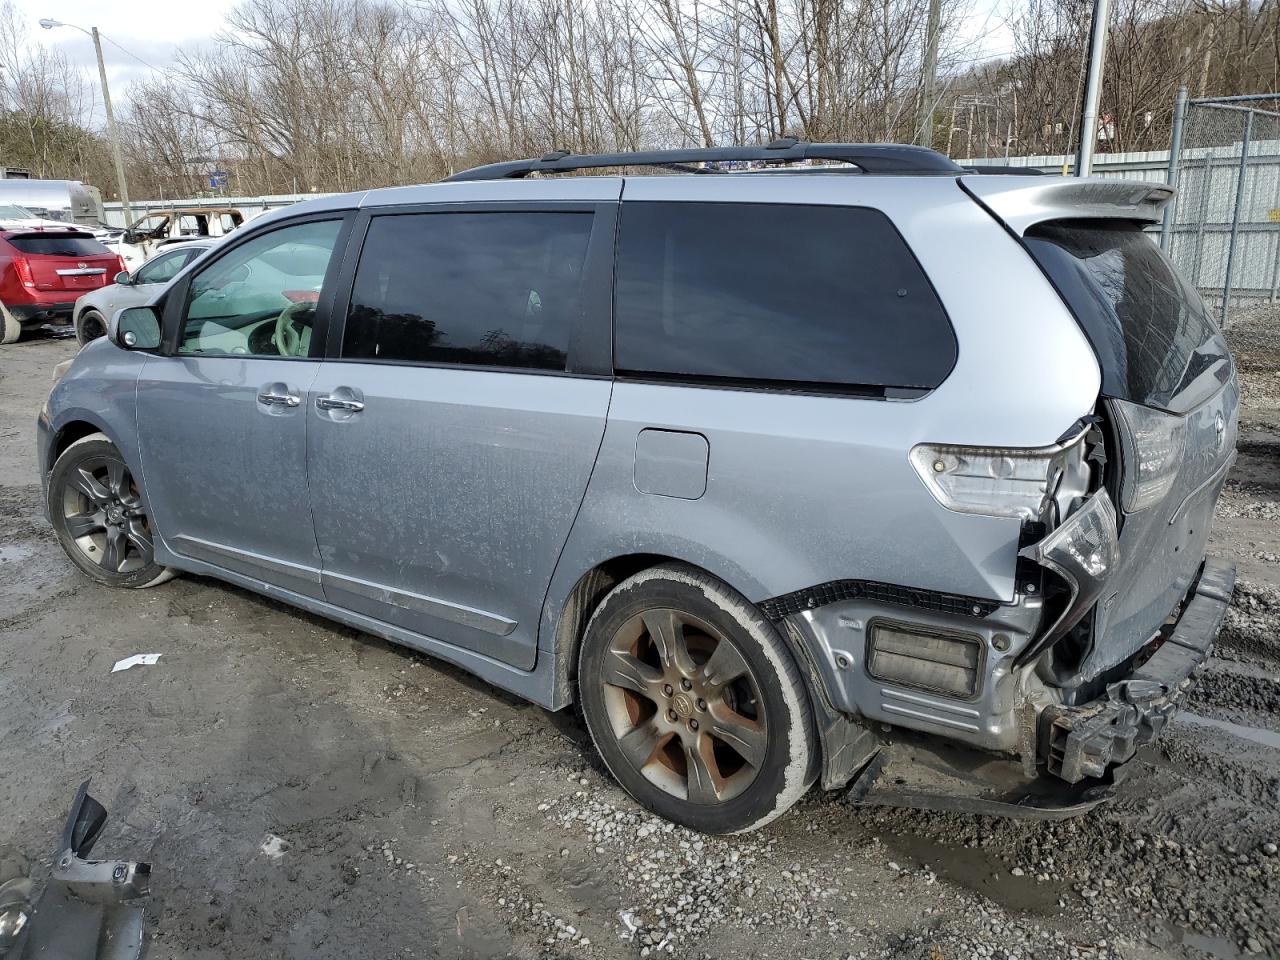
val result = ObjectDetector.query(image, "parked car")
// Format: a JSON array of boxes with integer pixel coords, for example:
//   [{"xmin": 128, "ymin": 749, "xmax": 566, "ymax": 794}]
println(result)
[
  {"xmin": 0, "ymin": 230, "xmax": 125, "ymax": 344},
  {"xmin": 113, "ymin": 207, "xmax": 243, "ymax": 270},
  {"xmin": 37, "ymin": 143, "xmax": 1238, "ymax": 834},
  {"xmin": 72, "ymin": 240, "xmax": 214, "ymax": 345},
  {"xmin": 0, "ymin": 201, "xmax": 120, "ymax": 244}
]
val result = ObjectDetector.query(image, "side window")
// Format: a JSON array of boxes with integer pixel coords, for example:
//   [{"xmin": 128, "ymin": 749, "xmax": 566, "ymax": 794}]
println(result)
[
  {"xmin": 342, "ymin": 211, "xmax": 593, "ymax": 371},
  {"xmin": 614, "ymin": 202, "xmax": 956, "ymax": 390},
  {"xmin": 134, "ymin": 251, "xmax": 185, "ymax": 285},
  {"xmin": 178, "ymin": 219, "xmax": 342, "ymax": 358}
]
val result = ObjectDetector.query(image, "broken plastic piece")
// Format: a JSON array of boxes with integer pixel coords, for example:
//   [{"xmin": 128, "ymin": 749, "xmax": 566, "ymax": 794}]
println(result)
[
  {"xmin": 110, "ymin": 654, "xmax": 160, "ymax": 673},
  {"xmin": 3, "ymin": 779, "xmax": 151, "ymax": 960}
]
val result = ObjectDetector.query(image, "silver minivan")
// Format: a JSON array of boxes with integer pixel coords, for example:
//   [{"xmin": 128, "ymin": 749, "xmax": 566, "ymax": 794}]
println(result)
[{"xmin": 38, "ymin": 142, "xmax": 1238, "ymax": 833}]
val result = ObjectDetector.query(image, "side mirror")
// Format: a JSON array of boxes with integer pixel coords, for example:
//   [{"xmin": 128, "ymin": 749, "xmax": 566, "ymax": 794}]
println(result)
[
  {"xmin": 114, "ymin": 270, "xmax": 131, "ymax": 285},
  {"xmin": 61, "ymin": 779, "xmax": 108, "ymax": 859},
  {"xmin": 112, "ymin": 305, "xmax": 161, "ymax": 351}
]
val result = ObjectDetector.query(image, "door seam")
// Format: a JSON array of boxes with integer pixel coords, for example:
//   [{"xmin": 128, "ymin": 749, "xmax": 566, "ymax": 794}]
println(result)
[{"xmin": 300, "ymin": 362, "xmax": 328, "ymax": 598}]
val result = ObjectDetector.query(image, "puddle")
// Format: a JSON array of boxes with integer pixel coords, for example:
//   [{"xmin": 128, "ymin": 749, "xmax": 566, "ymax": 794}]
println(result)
[
  {"xmin": 1174, "ymin": 925, "xmax": 1248, "ymax": 959},
  {"xmin": 1177, "ymin": 712, "xmax": 1280, "ymax": 750},
  {"xmin": 0, "ymin": 544, "xmax": 34, "ymax": 564},
  {"xmin": 877, "ymin": 830, "xmax": 1069, "ymax": 915}
]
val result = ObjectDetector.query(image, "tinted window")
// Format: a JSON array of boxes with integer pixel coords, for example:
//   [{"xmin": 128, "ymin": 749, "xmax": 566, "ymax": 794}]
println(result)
[
  {"xmin": 614, "ymin": 202, "xmax": 955, "ymax": 390},
  {"xmin": 1025, "ymin": 220, "xmax": 1231, "ymax": 414},
  {"xmin": 343, "ymin": 212, "xmax": 593, "ymax": 371},
  {"xmin": 8, "ymin": 234, "xmax": 109, "ymax": 256}
]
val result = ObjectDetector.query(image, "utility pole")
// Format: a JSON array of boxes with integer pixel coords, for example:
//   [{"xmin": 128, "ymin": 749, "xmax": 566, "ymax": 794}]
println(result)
[
  {"xmin": 916, "ymin": 0, "xmax": 942, "ymax": 148},
  {"xmin": 39, "ymin": 19, "xmax": 133, "ymax": 223},
  {"xmin": 1075, "ymin": 0, "xmax": 1112, "ymax": 176},
  {"xmin": 91, "ymin": 28, "xmax": 133, "ymax": 224}
]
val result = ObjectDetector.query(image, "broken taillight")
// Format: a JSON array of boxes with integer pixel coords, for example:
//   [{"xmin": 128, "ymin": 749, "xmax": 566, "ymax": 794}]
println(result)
[{"xmin": 909, "ymin": 427, "xmax": 1089, "ymax": 522}]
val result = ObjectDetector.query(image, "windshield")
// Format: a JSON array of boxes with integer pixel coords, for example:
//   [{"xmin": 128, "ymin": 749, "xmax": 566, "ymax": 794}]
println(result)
[
  {"xmin": 0, "ymin": 204, "xmax": 36, "ymax": 220},
  {"xmin": 1025, "ymin": 219, "xmax": 1231, "ymax": 414}
]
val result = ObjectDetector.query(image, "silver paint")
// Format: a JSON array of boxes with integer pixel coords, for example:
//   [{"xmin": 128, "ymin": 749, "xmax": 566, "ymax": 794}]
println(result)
[{"xmin": 39, "ymin": 168, "xmax": 1221, "ymax": 764}]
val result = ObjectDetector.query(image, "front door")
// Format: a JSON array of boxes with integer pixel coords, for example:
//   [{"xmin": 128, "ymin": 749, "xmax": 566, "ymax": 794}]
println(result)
[
  {"xmin": 307, "ymin": 205, "xmax": 616, "ymax": 669},
  {"xmin": 136, "ymin": 217, "xmax": 347, "ymax": 599}
]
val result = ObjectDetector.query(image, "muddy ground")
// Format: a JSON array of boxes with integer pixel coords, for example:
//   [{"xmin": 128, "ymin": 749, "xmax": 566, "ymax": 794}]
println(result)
[{"xmin": 0, "ymin": 322, "xmax": 1277, "ymax": 960}]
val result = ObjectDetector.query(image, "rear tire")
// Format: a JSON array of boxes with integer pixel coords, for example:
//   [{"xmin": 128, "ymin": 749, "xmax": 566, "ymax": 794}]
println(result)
[
  {"xmin": 48, "ymin": 433, "xmax": 175, "ymax": 589},
  {"xmin": 0, "ymin": 305, "xmax": 20, "ymax": 344},
  {"xmin": 578, "ymin": 562, "xmax": 815, "ymax": 834},
  {"xmin": 76, "ymin": 309, "xmax": 107, "ymax": 346}
]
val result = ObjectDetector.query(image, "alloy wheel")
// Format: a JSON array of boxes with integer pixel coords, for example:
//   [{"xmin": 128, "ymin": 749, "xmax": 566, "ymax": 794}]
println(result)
[
  {"xmin": 600, "ymin": 608, "xmax": 767, "ymax": 804},
  {"xmin": 58, "ymin": 454, "xmax": 154, "ymax": 575}
]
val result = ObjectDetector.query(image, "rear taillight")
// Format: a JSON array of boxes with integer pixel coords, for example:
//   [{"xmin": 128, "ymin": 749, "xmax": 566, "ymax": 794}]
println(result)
[
  {"xmin": 909, "ymin": 427, "xmax": 1089, "ymax": 522},
  {"xmin": 1111, "ymin": 400, "xmax": 1185, "ymax": 512},
  {"xmin": 12, "ymin": 256, "xmax": 34, "ymax": 288},
  {"xmin": 114, "ymin": 255, "xmax": 127, "ymax": 277}
]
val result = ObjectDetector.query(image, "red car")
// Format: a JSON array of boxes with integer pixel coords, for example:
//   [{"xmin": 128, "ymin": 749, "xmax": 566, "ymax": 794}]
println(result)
[{"xmin": 0, "ymin": 230, "xmax": 125, "ymax": 344}]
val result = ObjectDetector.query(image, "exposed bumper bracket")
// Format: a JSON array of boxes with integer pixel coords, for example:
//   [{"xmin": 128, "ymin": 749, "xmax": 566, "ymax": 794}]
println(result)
[
  {"xmin": 1041, "ymin": 557, "xmax": 1235, "ymax": 783},
  {"xmin": 846, "ymin": 733, "xmax": 1117, "ymax": 820}
]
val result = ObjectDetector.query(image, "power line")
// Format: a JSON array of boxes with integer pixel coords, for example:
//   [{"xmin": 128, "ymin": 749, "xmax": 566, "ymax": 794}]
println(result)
[{"xmin": 98, "ymin": 33, "xmax": 162, "ymax": 72}]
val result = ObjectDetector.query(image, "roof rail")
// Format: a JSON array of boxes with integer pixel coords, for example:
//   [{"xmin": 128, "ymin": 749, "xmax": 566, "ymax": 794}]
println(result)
[{"xmin": 443, "ymin": 138, "xmax": 963, "ymax": 182}]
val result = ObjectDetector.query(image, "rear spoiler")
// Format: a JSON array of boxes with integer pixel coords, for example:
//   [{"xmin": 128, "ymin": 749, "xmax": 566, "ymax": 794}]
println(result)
[
  {"xmin": 959, "ymin": 176, "xmax": 1174, "ymax": 235},
  {"xmin": 961, "ymin": 164, "xmax": 1049, "ymax": 176},
  {"xmin": 0, "ymin": 229, "xmax": 95, "ymax": 238}
]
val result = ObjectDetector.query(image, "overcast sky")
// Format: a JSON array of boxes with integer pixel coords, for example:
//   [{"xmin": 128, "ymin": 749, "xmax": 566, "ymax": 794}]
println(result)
[
  {"xmin": 14, "ymin": 0, "xmax": 241, "ymax": 97},
  {"xmin": 14, "ymin": 0, "xmax": 1014, "ymax": 120}
]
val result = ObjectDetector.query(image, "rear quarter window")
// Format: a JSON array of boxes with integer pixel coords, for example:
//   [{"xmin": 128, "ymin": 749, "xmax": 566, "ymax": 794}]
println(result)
[
  {"xmin": 7, "ymin": 234, "xmax": 110, "ymax": 256},
  {"xmin": 613, "ymin": 202, "xmax": 956, "ymax": 392}
]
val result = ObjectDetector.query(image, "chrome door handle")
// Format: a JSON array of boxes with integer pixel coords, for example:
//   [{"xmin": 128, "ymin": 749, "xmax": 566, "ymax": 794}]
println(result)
[
  {"xmin": 316, "ymin": 396, "xmax": 365, "ymax": 413},
  {"xmin": 258, "ymin": 391, "xmax": 300, "ymax": 407}
]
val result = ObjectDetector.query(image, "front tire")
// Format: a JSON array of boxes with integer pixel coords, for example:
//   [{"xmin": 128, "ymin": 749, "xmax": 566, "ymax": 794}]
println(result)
[
  {"xmin": 578, "ymin": 563, "xmax": 815, "ymax": 834},
  {"xmin": 48, "ymin": 433, "xmax": 175, "ymax": 588},
  {"xmin": 76, "ymin": 309, "xmax": 107, "ymax": 346}
]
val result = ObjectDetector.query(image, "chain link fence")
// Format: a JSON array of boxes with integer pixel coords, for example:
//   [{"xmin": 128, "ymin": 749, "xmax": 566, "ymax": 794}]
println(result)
[{"xmin": 1161, "ymin": 93, "xmax": 1280, "ymax": 329}]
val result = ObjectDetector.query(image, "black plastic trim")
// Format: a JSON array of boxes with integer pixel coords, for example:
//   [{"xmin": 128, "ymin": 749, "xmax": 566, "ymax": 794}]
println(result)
[
  {"xmin": 759, "ymin": 579, "xmax": 1000, "ymax": 621},
  {"xmin": 446, "ymin": 140, "xmax": 962, "ymax": 181}
]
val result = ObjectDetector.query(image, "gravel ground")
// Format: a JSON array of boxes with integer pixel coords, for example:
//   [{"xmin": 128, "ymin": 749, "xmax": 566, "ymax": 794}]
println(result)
[{"xmin": 0, "ymin": 321, "xmax": 1277, "ymax": 960}]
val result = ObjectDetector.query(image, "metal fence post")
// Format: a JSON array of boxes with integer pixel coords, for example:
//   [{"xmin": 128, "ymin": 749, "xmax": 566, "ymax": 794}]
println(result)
[
  {"xmin": 1192, "ymin": 159, "xmax": 1212, "ymax": 290},
  {"xmin": 1221, "ymin": 108, "xmax": 1254, "ymax": 325},
  {"xmin": 1161, "ymin": 86, "xmax": 1188, "ymax": 251}
]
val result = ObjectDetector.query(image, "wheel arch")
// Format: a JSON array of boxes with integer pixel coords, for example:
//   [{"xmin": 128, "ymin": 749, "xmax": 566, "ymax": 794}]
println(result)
[
  {"xmin": 74, "ymin": 303, "xmax": 104, "ymax": 330},
  {"xmin": 548, "ymin": 551, "xmax": 677, "ymax": 708},
  {"xmin": 546, "ymin": 551, "xmax": 876, "ymax": 792},
  {"xmin": 47, "ymin": 417, "xmax": 115, "ymax": 474}
]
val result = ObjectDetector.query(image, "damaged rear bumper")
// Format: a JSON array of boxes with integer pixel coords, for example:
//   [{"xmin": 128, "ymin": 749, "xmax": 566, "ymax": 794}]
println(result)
[
  {"xmin": 843, "ymin": 558, "xmax": 1234, "ymax": 820},
  {"xmin": 1039, "ymin": 557, "xmax": 1235, "ymax": 783}
]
